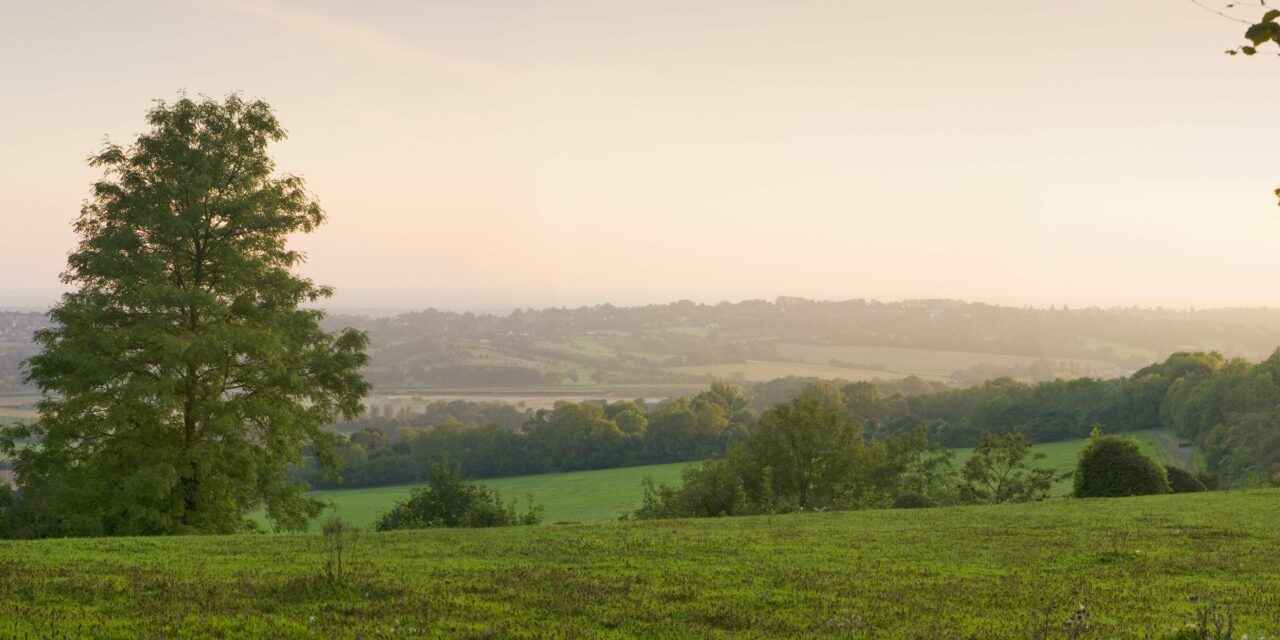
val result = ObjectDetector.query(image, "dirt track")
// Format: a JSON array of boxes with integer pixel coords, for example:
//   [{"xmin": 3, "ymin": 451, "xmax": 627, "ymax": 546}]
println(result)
[{"xmin": 1151, "ymin": 430, "xmax": 1193, "ymax": 470}]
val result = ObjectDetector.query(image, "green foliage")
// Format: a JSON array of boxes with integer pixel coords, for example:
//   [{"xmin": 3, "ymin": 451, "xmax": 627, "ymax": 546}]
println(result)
[
  {"xmin": 0, "ymin": 95, "xmax": 369, "ymax": 536},
  {"xmin": 373, "ymin": 462, "xmax": 542, "ymax": 530},
  {"xmin": 1074, "ymin": 432, "xmax": 1170, "ymax": 498},
  {"xmin": 958, "ymin": 432, "xmax": 1058, "ymax": 504},
  {"xmin": 634, "ymin": 384, "xmax": 959, "ymax": 518},
  {"xmin": 1222, "ymin": 7, "xmax": 1280, "ymax": 205},
  {"xmin": 742, "ymin": 383, "xmax": 865, "ymax": 509},
  {"xmin": 1165, "ymin": 465, "xmax": 1208, "ymax": 494},
  {"xmin": 1225, "ymin": 6, "xmax": 1280, "ymax": 56},
  {"xmin": 633, "ymin": 457, "xmax": 749, "ymax": 519}
]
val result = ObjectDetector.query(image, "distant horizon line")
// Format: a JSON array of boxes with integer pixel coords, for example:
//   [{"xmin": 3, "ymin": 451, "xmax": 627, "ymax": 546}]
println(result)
[{"xmin": 4, "ymin": 288, "xmax": 1280, "ymax": 317}]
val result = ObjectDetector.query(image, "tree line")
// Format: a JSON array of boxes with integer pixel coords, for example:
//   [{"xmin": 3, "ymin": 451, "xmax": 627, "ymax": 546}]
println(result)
[
  {"xmin": 301, "ymin": 382, "xmax": 755, "ymax": 488},
  {"xmin": 310, "ymin": 350, "xmax": 1280, "ymax": 493}
]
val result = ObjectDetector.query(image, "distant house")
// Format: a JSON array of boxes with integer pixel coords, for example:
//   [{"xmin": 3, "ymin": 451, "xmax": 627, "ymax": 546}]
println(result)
[{"xmin": 0, "ymin": 470, "xmax": 15, "ymax": 491}]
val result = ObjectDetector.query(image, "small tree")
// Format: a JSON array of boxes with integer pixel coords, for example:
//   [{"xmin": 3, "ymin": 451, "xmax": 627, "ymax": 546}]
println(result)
[
  {"xmin": 959, "ymin": 432, "xmax": 1057, "ymax": 504},
  {"xmin": 1073, "ymin": 430, "xmax": 1170, "ymax": 498}
]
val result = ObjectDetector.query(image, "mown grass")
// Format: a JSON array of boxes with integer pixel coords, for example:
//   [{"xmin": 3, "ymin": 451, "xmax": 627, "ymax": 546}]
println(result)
[{"xmin": 3, "ymin": 489, "xmax": 1279, "ymax": 638}]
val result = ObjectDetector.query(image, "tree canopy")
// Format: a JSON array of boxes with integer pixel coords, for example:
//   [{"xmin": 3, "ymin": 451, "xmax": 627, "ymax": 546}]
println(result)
[{"xmin": 1, "ymin": 95, "xmax": 369, "ymax": 536}]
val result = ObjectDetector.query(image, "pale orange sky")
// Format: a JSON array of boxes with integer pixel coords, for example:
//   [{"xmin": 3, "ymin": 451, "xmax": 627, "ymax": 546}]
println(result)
[{"xmin": 2, "ymin": 1, "xmax": 1278, "ymax": 311}]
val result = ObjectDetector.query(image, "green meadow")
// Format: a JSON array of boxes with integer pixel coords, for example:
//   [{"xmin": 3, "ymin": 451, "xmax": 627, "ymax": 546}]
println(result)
[
  {"xmin": 284, "ymin": 462, "xmax": 692, "ymax": 531},
  {"xmin": 271, "ymin": 431, "xmax": 1172, "ymax": 532},
  {"xmin": 5, "ymin": 489, "xmax": 1278, "ymax": 638}
]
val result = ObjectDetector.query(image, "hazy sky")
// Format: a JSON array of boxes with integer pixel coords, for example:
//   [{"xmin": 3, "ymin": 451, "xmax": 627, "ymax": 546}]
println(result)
[{"xmin": 2, "ymin": 1, "xmax": 1278, "ymax": 311}]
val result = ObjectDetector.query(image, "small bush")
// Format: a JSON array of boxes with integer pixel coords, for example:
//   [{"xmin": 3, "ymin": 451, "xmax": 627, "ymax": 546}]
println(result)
[
  {"xmin": 1194, "ymin": 472, "xmax": 1220, "ymax": 491},
  {"xmin": 374, "ymin": 462, "xmax": 542, "ymax": 531},
  {"xmin": 632, "ymin": 457, "xmax": 750, "ymax": 519},
  {"xmin": 1074, "ymin": 433, "xmax": 1170, "ymax": 498},
  {"xmin": 890, "ymin": 492, "xmax": 936, "ymax": 509},
  {"xmin": 1165, "ymin": 465, "xmax": 1207, "ymax": 493}
]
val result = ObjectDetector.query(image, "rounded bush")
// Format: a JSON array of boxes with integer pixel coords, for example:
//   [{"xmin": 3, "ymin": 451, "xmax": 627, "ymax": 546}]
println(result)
[
  {"xmin": 1164, "ymin": 465, "xmax": 1207, "ymax": 493},
  {"xmin": 1074, "ymin": 435, "xmax": 1170, "ymax": 498},
  {"xmin": 890, "ymin": 492, "xmax": 937, "ymax": 509}
]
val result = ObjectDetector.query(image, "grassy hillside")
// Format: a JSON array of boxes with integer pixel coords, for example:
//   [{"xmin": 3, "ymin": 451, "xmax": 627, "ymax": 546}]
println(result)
[
  {"xmin": 5, "ymin": 489, "xmax": 1278, "ymax": 638},
  {"xmin": 279, "ymin": 432, "xmax": 1171, "ymax": 531}
]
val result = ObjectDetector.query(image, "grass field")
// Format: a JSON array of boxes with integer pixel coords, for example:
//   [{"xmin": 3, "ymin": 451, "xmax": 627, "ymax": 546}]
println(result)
[
  {"xmin": 775, "ymin": 343, "xmax": 1118, "ymax": 379},
  {"xmin": 4, "ymin": 489, "xmax": 1279, "ymax": 638},
  {"xmin": 282, "ymin": 432, "xmax": 1172, "ymax": 531},
  {"xmin": 286, "ymin": 463, "xmax": 692, "ymax": 531}
]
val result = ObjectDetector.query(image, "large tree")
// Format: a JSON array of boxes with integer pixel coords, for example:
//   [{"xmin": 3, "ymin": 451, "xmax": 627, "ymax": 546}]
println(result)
[{"xmin": 1, "ymin": 95, "xmax": 369, "ymax": 536}]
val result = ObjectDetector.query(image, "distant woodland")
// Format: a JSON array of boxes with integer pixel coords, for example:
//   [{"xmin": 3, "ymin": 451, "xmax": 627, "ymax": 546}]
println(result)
[
  {"xmin": 7, "ymin": 299, "xmax": 1280, "ymax": 394},
  {"xmin": 310, "ymin": 350, "xmax": 1280, "ymax": 492}
]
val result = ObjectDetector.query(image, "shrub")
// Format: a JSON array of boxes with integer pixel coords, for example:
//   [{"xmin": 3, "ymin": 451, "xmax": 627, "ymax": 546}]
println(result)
[
  {"xmin": 1073, "ymin": 433, "xmax": 1170, "ymax": 498},
  {"xmin": 632, "ymin": 457, "xmax": 751, "ymax": 519},
  {"xmin": 1194, "ymin": 471, "xmax": 1220, "ymax": 491},
  {"xmin": 1164, "ymin": 465, "xmax": 1207, "ymax": 493},
  {"xmin": 373, "ymin": 462, "xmax": 542, "ymax": 531},
  {"xmin": 890, "ymin": 492, "xmax": 936, "ymax": 509}
]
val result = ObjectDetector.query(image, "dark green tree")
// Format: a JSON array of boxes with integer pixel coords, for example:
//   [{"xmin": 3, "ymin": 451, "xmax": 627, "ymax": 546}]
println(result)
[
  {"xmin": 1073, "ymin": 430, "xmax": 1170, "ymax": 498},
  {"xmin": 1, "ymin": 95, "xmax": 369, "ymax": 536},
  {"xmin": 742, "ymin": 383, "xmax": 864, "ymax": 509}
]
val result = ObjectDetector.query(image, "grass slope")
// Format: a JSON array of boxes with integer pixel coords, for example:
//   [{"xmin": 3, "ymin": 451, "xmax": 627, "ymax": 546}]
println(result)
[
  {"xmin": 291, "ymin": 432, "xmax": 1171, "ymax": 530},
  {"xmin": 4, "ymin": 490, "xmax": 1278, "ymax": 638}
]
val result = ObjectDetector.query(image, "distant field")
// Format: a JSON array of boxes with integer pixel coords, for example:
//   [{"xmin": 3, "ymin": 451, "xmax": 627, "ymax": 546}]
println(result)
[
  {"xmin": 776, "ymin": 343, "xmax": 1118, "ymax": 379},
  {"xmin": 365, "ymin": 383, "xmax": 709, "ymax": 411},
  {"xmin": 1079, "ymin": 338, "xmax": 1159, "ymax": 362},
  {"xmin": 284, "ymin": 432, "xmax": 1171, "ymax": 530},
  {"xmin": 264, "ymin": 462, "xmax": 692, "ymax": 532},
  {"xmin": 0, "ymin": 395, "xmax": 39, "ymax": 421},
  {"xmin": 7, "ymin": 489, "xmax": 1280, "ymax": 637},
  {"xmin": 667, "ymin": 359, "xmax": 910, "ymax": 382}
]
